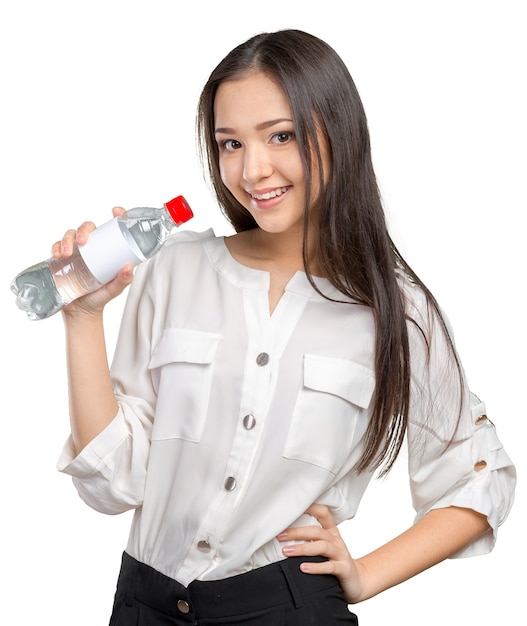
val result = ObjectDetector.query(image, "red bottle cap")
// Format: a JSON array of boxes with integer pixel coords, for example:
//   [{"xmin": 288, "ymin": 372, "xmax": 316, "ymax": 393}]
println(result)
[{"xmin": 164, "ymin": 196, "xmax": 194, "ymax": 225}]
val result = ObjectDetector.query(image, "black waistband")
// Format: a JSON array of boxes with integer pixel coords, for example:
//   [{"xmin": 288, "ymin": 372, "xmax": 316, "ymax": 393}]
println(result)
[{"xmin": 116, "ymin": 551, "xmax": 341, "ymax": 619}]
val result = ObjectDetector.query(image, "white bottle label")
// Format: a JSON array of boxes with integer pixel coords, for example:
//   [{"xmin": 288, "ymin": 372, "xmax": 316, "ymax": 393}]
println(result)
[{"xmin": 78, "ymin": 218, "xmax": 143, "ymax": 284}]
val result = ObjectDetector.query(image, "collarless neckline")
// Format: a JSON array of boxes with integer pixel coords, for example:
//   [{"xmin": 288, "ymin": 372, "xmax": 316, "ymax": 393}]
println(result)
[{"xmin": 204, "ymin": 235, "xmax": 352, "ymax": 302}]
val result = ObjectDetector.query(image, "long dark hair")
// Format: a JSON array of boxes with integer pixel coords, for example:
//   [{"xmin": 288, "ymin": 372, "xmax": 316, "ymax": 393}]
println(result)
[{"xmin": 197, "ymin": 29, "xmax": 462, "ymax": 475}]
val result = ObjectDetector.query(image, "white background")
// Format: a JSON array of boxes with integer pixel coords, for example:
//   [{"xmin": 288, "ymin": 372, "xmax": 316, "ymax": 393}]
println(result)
[{"xmin": 0, "ymin": 1, "xmax": 524, "ymax": 624}]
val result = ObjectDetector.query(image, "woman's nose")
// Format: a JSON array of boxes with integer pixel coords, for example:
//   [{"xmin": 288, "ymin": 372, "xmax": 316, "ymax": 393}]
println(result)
[{"xmin": 243, "ymin": 145, "xmax": 273, "ymax": 184}]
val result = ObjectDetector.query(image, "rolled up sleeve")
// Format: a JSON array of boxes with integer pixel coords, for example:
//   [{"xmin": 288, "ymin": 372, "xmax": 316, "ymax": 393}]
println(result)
[
  {"xmin": 56, "ymin": 404, "xmax": 152, "ymax": 515},
  {"xmin": 405, "ymin": 287, "xmax": 516, "ymax": 557},
  {"xmin": 409, "ymin": 395, "xmax": 516, "ymax": 556}
]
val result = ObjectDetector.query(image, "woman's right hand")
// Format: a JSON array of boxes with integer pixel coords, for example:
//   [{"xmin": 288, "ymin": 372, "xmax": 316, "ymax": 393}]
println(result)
[{"xmin": 54, "ymin": 207, "xmax": 135, "ymax": 319}]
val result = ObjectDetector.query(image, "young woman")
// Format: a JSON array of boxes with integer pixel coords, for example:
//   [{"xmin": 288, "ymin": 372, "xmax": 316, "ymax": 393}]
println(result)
[{"xmin": 56, "ymin": 30, "xmax": 516, "ymax": 625}]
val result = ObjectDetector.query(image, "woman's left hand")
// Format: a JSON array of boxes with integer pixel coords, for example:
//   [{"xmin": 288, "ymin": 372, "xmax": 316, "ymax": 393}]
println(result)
[{"xmin": 277, "ymin": 503, "xmax": 365, "ymax": 604}]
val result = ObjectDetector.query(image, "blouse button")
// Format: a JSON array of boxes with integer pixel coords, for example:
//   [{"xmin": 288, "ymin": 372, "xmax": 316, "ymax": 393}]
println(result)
[
  {"xmin": 243, "ymin": 414, "xmax": 256, "ymax": 430},
  {"xmin": 475, "ymin": 414, "xmax": 487, "ymax": 425},
  {"xmin": 197, "ymin": 540, "xmax": 211, "ymax": 552},
  {"xmin": 474, "ymin": 460, "xmax": 488, "ymax": 472},
  {"xmin": 224, "ymin": 476, "xmax": 237, "ymax": 491},
  {"xmin": 256, "ymin": 352, "xmax": 270, "ymax": 366},
  {"xmin": 177, "ymin": 600, "xmax": 190, "ymax": 614}
]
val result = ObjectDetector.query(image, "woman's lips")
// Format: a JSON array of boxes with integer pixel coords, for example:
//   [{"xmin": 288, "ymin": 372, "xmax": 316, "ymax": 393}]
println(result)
[
  {"xmin": 247, "ymin": 186, "xmax": 290, "ymax": 201},
  {"xmin": 246, "ymin": 186, "xmax": 291, "ymax": 209}
]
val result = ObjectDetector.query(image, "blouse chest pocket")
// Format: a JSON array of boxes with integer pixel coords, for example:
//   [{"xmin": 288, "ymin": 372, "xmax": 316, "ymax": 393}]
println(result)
[
  {"xmin": 283, "ymin": 354, "xmax": 375, "ymax": 474},
  {"xmin": 148, "ymin": 328, "xmax": 222, "ymax": 442}
]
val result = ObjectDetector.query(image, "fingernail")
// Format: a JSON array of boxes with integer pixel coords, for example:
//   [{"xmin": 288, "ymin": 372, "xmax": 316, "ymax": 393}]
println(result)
[
  {"xmin": 300, "ymin": 563, "xmax": 311, "ymax": 573},
  {"xmin": 282, "ymin": 546, "xmax": 295, "ymax": 555},
  {"xmin": 277, "ymin": 532, "xmax": 288, "ymax": 540}
]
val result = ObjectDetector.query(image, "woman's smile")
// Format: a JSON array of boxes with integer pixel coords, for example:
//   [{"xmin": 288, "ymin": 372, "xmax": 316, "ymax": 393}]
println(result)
[{"xmin": 246, "ymin": 185, "xmax": 291, "ymax": 207}]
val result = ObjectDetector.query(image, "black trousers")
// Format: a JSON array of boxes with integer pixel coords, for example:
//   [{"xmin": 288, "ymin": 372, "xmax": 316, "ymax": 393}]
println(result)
[{"xmin": 109, "ymin": 552, "xmax": 358, "ymax": 625}]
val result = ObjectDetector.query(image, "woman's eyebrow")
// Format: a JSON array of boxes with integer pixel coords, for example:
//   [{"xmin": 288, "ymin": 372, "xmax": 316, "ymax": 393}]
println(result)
[{"xmin": 215, "ymin": 118, "xmax": 294, "ymax": 135}]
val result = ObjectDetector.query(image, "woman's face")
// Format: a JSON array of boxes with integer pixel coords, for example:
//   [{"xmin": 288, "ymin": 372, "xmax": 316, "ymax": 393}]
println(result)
[{"xmin": 214, "ymin": 71, "xmax": 319, "ymax": 238}]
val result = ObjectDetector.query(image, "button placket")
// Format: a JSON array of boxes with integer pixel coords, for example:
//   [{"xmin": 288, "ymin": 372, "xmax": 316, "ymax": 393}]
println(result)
[
  {"xmin": 240, "ymin": 351, "xmax": 271, "ymax": 434},
  {"xmin": 225, "ymin": 354, "xmax": 269, "ymax": 495},
  {"xmin": 186, "ymin": 289, "xmax": 298, "ymax": 582}
]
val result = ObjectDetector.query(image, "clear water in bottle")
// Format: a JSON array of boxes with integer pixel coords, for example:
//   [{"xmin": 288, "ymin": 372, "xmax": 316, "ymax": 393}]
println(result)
[
  {"xmin": 123, "ymin": 207, "xmax": 171, "ymax": 259},
  {"xmin": 12, "ymin": 246, "xmax": 105, "ymax": 321},
  {"xmin": 12, "ymin": 260, "xmax": 66, "ymax": 321}
]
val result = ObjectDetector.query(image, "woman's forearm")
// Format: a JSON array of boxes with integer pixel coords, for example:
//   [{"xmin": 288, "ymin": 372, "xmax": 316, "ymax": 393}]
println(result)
[
  {"xmin": 352, "ymin": 506, "xmax": 490, "ymax": 602},
  {"xmin": 63, "ymin": 311, "xmax": 119, "ymax": 455}
]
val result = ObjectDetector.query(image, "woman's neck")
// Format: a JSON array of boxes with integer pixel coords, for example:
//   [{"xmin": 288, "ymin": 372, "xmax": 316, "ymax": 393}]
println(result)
[{"xmin": 226, "ymin": 227, "xmax": 323, "ymax": 276}]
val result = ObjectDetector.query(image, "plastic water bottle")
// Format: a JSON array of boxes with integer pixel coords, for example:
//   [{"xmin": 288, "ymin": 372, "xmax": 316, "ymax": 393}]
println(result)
[{"xmin": 11, "ymin": 195, "xmax": 193, "ymax": 321}]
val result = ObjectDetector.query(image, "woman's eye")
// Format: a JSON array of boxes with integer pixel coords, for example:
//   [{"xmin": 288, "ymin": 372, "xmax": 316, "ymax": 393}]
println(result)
[
  {"xmin": 271, "ymin": 131, "xmax": 294, "ymax": 144},
  {"xmin": 221, "ymin": 139, "xmax": 242, "ymax": 152}
]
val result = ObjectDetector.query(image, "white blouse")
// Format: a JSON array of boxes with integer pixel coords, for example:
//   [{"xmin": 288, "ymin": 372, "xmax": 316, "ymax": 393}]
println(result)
[{"xmin": 57, "ymin": 229, "xmax": 516, "ymax": 586}]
